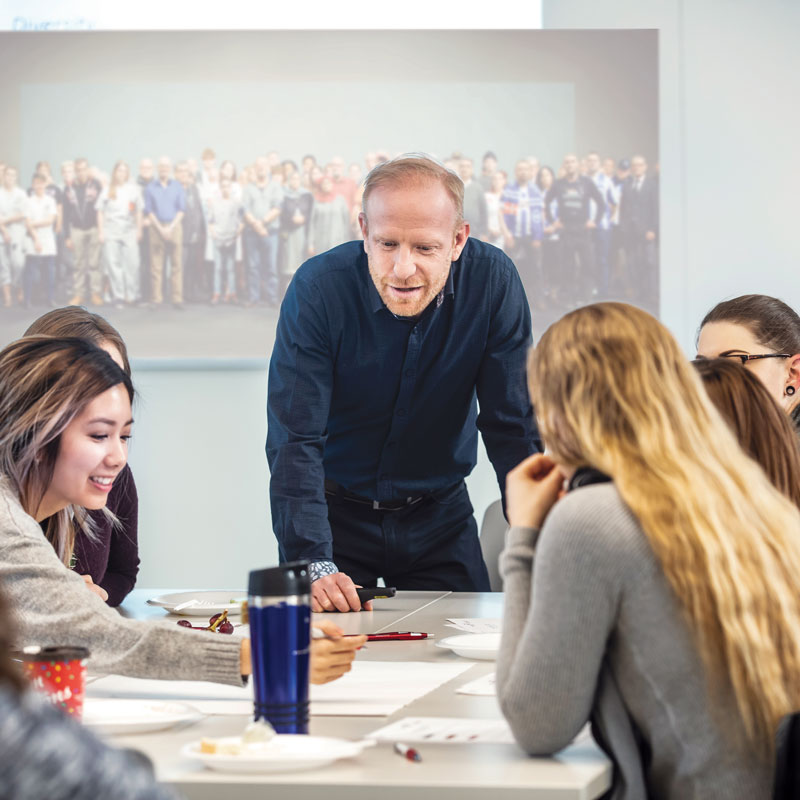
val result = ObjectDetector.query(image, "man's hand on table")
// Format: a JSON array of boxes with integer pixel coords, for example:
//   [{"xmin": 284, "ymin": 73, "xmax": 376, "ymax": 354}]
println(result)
[
  {"xmin": 311, "ymin": 572, "xmax": 373, "ymax": 613},
  {"xmin": 310, "ymin": 619, "xmax": 367, "ymax": 684}
]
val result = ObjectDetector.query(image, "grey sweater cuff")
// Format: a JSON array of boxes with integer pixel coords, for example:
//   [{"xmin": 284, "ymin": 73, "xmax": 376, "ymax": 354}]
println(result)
[
  {"xmin": 499, "ymin": 526, "xmax": 541, "ymax": 579},
  {"xmin": 505, "ymin": 525, "xmax": 541, "ymax": 548}
]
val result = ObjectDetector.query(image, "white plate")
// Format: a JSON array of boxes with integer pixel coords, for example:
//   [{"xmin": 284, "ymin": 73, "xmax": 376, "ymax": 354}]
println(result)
[
  {"xmin": 183, "ymin": 735, "xmax": 375, "ymax": 773},
  {"xmin": 146, "ymin": 590, "xmax": 246, "ymax": 617},
  {"xmin": 83, "ymin": 698, "xmax": 203, "ymax": 735},
  {"xmin": 435, "ymin": 633, "xmax": 501, "ymax": 661}
]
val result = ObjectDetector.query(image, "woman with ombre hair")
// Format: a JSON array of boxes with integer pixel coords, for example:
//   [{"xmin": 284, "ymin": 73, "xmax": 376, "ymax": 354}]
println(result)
[
  {"xmin": 497, "ymin": 302, "xmax": 800, "ymax": 799},
  {"xmin": 0, "ymin": 337, "xmax": 363, "ymax": 687}
]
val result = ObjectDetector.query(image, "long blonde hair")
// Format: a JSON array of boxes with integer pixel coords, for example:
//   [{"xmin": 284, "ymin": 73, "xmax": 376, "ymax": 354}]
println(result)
[
  {"xmin": 530, "ymin": 302, "xmax": 800, "ymax": 757},
  {"xmin": 0, "ymin": 337, "xmax": 133, "ymax": 564}
]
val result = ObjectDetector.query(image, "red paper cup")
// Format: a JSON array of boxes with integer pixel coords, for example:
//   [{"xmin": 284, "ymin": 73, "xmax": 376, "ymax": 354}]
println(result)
[{"xmin": 20, "ymin": 646, "xmax": 89, "ymax": 719}]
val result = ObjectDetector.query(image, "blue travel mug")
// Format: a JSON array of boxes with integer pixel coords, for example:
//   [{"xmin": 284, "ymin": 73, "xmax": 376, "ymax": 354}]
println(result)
[{"xmin": 248, "ymin": 561, "xmax": 311, "ymax": 734}]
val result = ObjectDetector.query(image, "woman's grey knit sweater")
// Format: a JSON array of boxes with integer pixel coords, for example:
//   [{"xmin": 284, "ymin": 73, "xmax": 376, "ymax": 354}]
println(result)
[{"xmin": 496, "ymin": 482, "xmax": 773, "ymax": 800}]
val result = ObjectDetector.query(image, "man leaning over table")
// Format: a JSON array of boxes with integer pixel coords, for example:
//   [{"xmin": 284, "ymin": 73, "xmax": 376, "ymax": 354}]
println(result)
[{"xmin": 267, "ymin": 154, "xmax": 541, "ymax": 613}]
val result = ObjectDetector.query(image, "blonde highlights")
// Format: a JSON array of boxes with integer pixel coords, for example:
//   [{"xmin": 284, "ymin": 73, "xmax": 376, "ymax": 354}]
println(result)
[
  {"xmin": 530, "ymin": 302, "xmax": 800, "ymax": 757},
  {"xmin": 0, "ymin": 337, "xmax": 134, "ymax": 564}
]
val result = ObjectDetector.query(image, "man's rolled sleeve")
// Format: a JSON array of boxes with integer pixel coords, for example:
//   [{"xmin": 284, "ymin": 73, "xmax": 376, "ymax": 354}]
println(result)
[{"xmin": 267, "ymin": 276, "xmax": 335, "ymax": 563}]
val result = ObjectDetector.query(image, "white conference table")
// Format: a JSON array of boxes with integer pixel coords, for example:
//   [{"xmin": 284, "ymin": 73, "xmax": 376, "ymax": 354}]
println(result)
[{"xmin": 104, "ymin": 589, "xmax": 611, "ymax": 800}]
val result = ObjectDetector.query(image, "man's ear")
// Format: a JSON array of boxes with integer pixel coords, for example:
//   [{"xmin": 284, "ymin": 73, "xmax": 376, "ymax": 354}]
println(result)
[
  {"xmin": 451, "ymin": 221, "xmax": 470, "ymax": 261},
  {"xmin": 358, "ymin": 212, "xmax": 368, "ymax": 250}
]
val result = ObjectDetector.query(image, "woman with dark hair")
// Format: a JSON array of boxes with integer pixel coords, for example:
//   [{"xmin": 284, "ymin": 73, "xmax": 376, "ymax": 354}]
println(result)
[
  {"xmin": 0, "ymin": 336, "xmax": 363, "ymax": 685},
  {"xmin": 697, "ymin": 294, "xmax": 800, "ymax": 435},
  {"xmin": 694, "ymin": 357, "xmax": 800, "ymax": 508},
  {"xmin": 24, "ymin": 306, "xmax": 138, "ymax": 606},
  {"xmin": 0, "ymin": 582, "xmax": 176, "ymax": 800}
]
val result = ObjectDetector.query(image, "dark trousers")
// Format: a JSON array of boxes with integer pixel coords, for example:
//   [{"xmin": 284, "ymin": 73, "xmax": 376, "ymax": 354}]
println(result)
[
  {"xmin": 244, "ymin": 228, "xmax": 280, "ymax": 305},
  {"xmin": 560, "ymin": 228, "xmax": 594, "ymax": 304},
  {"xmin": 326, "ymin": 481, "xmax": 490, "ymax": 591},
  {"xmin": 182, "ymin": 238, "xmax": 207, "ymax": 302},
  {"xmin": 139, "ymin": 226, "xmax": 151, "ymax": 302},
  {"xmin": 625, "ymin": 233, "xmax": 659, "ymax": 311},
  {"xmin": 592, "ymin": 227, "xmax": 612, "ymax": 298}
]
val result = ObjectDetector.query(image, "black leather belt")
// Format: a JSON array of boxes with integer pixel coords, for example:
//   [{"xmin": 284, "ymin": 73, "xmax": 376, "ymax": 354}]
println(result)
[{"xmin": 324, "ymin": 479, "xmax": 426, "ymax": 512}]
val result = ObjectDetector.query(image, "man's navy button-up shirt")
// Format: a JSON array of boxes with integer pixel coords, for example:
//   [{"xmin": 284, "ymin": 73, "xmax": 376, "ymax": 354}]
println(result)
[{"xmin": 267, "ymin": 237, "xmax": 541, "ymax": 563}]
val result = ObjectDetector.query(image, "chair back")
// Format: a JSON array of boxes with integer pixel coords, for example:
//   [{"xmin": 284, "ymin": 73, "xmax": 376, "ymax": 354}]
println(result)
[
  {"xmin": 479, "ymin": 499, "xmax": 507, "ymax": 592},
  {"xmin": 774, "ymin": 711, "xmax": 800, "ymax": 799}
]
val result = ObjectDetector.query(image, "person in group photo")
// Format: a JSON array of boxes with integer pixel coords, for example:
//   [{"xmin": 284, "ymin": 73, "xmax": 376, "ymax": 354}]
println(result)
[
  {"xmin": 0, "ymin": 166, "xmax": 29, "ymax": 308},
  {"xmin": 696, "ymin": 293, "xmax": 800, "ymax": 437},
  {"xmin": 498, "ymin": 302, "xmax": 800, "ymax": 799},
  {"xmin": 95, "ymin": 161, "xmax": 142, "ymax": 308},
  {"xmin": 23, "ymin": 172, "xmax": 58, "ymax": 308}
]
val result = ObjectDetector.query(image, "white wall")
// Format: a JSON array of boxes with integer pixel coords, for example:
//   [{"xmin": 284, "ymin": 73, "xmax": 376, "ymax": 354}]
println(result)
[{"xmin": 130, "ymin": 2, "xmax": 800, "ymax": 588}]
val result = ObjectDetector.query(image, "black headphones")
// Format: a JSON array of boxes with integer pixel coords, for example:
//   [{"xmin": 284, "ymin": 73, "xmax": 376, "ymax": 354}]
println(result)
[{"xmin": 567, "ymin": 466, "xmax": 612, "ymax": 492}]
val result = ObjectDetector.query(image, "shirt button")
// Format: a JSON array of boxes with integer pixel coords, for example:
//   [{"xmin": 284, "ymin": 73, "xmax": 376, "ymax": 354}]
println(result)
[
  {"xmin": 396, "ymin": 408, "xmax": 406, "ymax": 417},
  {"xmin": 386, "ymin": 441, "xmax": 396, "ymax": 448},
  {"xmin": 380, "ymin": 473, "xmax": 389, "ymax": 481}
]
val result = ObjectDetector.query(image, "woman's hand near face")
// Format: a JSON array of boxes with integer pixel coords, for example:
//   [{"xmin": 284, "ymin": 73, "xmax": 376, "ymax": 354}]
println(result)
[
  {"xmin": 310, "ymin": 620, "xmax": 367, "ymax": 685},
  {"xmin": 81, "ymin": 574, "xmax": 108, "ymax": 602},
  {"xmin": 505, "ymin": 454, "xmax": 566, "ymax": 530}
]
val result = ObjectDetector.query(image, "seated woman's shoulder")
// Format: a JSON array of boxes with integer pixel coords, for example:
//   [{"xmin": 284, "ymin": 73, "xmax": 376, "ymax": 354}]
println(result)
[{"xmin": 544, "ymin": 482, "xmax": 653, "ymax": 560}]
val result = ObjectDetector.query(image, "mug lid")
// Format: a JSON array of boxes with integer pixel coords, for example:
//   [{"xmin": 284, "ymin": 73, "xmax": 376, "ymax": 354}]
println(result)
[
  {"xmin": 20, "ymin": 645, "xmax": 90, "ymax": 661},
  {"xmin": 248, "ymin": 561, "xmax": 310, "ymax": 597}
]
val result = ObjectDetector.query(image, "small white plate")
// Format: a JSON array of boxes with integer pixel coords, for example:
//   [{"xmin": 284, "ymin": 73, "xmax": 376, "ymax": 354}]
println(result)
[
  {"xmin": 435, "ymin": 633, "xmax": 501, "ymax": 661},
  {"xmin": 183, "ymin": 735, "xmax": 375, "ymax": 773},
  {"xmin": 83, "ymin": 698, "xmax": 203, "ymax": 735},
  {"xmin": 146, "ymin": 590, "xmax": 246, "ymax": 617}
]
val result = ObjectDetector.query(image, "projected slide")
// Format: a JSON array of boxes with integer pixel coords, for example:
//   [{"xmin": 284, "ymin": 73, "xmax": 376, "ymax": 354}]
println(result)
[{"xmin": 0, "ymin": 29, "xmax": 658, "ymax": 359}]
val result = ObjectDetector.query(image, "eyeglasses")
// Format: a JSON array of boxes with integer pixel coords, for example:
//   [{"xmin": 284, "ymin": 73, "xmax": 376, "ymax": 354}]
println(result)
[{"xmin": 718, "ymin": 353, "xmax": 792, "ymax": 366}]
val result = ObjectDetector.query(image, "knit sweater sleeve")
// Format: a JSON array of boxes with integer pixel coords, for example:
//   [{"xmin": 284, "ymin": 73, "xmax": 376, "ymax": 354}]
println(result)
[
  {"xmin": 496, "ymin": 484, "xmax": 634, "ymax": 754},
  {"xmin": 0, "ymin": 484, "xmax": 243, "ymax": 686}
]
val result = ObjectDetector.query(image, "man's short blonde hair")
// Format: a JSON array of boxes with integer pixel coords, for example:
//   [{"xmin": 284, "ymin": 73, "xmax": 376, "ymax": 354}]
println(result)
[{"xmin": 361, "ymin": 153, "xmax": 464, "ymax": 229}]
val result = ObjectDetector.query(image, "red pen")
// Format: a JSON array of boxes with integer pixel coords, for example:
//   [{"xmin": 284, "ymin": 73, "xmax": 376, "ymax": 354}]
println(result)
[
  {"xmin": 394, "ymin": 742, "xmax": 422, "ymax": 762},
  {"xmin": 364, "ymin": 631, "xmax": 432, "ymax": 642}
]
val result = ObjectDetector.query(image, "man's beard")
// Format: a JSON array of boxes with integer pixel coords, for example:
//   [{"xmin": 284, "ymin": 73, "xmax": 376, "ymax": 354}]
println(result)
[{"xmin": 368, "ymin": 258, "xmax": 448, "ymax": 318}]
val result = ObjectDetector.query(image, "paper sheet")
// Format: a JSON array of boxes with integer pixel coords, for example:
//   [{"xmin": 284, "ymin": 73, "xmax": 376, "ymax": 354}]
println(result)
[
  {"xmin": 456, "ymin": 671, "xmax": 496, "ymax": 696},
  {"xmin": 367, "ymin": 716, "xmax": 516, "ymax": 744},
  {"xmin": 368, "ymin": 717, "xmax": 595, "ymax": 747},
  {"xmin": 444, "ymin": 618, "xmax": 502, "ymax": 634},
  {"xmin": 87, "ymin": 661, "xmax": 472, "ymax": 717}
]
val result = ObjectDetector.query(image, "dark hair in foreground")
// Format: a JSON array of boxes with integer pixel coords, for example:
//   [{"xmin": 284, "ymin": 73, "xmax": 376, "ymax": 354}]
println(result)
[
  {"xmin": 694, "ymin": 358, "xmax": 800, "ymax": 508},
  {"xmin": 25, "ymin": 306, "xmax": 131, "ymax": 376},
  {"xmin": 700, "ymin": 294, "xmax": 800, "ymax": 355},
  {"xmin": 0, "ymin": 337, "xmax": 134, "ymax": 563}
]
